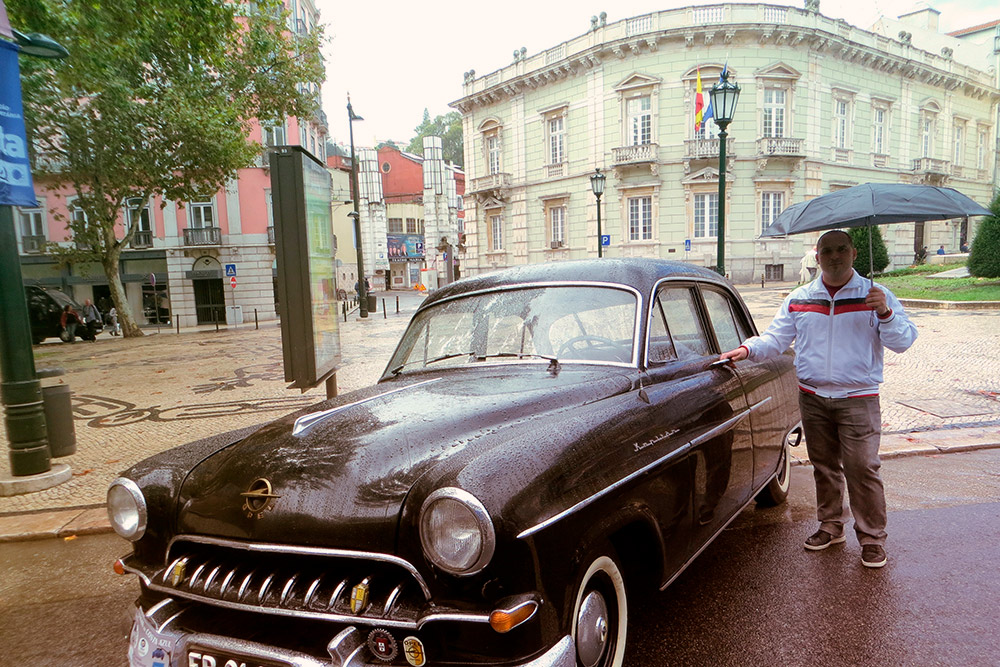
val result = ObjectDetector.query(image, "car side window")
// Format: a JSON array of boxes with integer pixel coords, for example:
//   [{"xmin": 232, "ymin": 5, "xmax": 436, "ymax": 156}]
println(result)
[
  {"xmin": 648, "ymin": 297, "xmax": 677, "ymax": 363},
  {"xmin": 655, "ymin": 287, "xmax": 711, "ymax": 359},
  {"xmin": 702, "ymin": 288, "xmax": 745, "ymax": 352}
]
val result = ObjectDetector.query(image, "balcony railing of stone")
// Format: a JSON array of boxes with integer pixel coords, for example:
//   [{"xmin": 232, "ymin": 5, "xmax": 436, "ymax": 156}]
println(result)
[
  {"xmin": 183, "ymin": 227, "xmax": 222, "ymax": 246},
  {"xmin": 685, "ymin": 138, "xmax": 719, "ymax": 158},
  {"xmin": 267, "ymin": 226, "xmax": 275, "ymax": 244},
  {"xmin": 22, "ymin": 235, "xmax": 46, "ymax": 253},
  {"xmin": 756, "ymin": 137, "xmax": 803, "ymax": 157},
  {"xmin": 612, "ymin": 143, "xmax": 658, "ymax": 166},
  {"xmin": 912, "ymin": 157, "xmax": 950, "ymax": 174},
  {"xmin": 130, "ymin": 230, "xmax": 153, "ymax": 248},
  {"xmin": 872, "ymin": 153, "xmax": 890, "ymax": 168},
  {"xmin": 469, "ymin": 172, "xmax": 512, "ymax": 193}
]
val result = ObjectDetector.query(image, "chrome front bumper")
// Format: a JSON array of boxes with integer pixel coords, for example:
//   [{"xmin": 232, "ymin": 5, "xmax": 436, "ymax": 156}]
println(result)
[{"xmin": 128, "ymin": 598, "xmax": 575, "ymax": 667}]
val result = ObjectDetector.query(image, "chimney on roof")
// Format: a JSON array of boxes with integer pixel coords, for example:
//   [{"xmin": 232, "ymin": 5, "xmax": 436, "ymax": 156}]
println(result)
[{"xmin": 897, "ymin": 3, "xmax": 941, "ymax": 32}]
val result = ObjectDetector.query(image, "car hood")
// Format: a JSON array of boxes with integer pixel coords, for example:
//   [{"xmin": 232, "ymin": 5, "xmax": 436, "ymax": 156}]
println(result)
[{"xmin": 176, "ymin": 367, "xmax": 633, "ymax": 552}]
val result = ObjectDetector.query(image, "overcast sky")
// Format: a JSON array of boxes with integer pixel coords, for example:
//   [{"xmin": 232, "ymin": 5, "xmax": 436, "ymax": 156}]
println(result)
[{"xmin": 315, "ymin": 0, "xmax": 994, "ymax": 148}]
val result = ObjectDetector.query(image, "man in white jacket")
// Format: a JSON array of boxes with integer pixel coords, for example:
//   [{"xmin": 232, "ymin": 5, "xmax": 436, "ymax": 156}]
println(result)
[{"xmin": 720, "ymin": 230, "xmax": 917, "ymax": 568}]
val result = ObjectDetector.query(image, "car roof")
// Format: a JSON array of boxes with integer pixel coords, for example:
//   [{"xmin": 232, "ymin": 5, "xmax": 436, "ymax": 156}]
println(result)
[{"xmin": 423, "ymin": 258, "xmax": 729, "ymax": 308}]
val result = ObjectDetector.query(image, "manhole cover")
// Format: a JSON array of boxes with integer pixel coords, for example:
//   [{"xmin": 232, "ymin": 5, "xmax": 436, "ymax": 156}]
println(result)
[{"xmin": 896, "ymin": 398, "xmax": 998, "ymax": 419}]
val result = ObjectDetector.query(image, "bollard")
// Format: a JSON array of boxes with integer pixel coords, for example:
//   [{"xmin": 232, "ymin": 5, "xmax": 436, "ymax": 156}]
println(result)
[
  {"xmin": 382, "ymin": 299, "xmax": 386, "ymax": 319},
  {"xmin": 176, "ymin": 318, "xmax": 180, "ymax": 335},
  {"xmin": 343, "ymin": 301, "xmax": 347, "ymax": 322},
  {"xmin": 396, "ymin": 295, "xmax": 399, "ymax": 314},
  {"xmin": 761, "ymin": 273, "xmax": 765, "ymax": 289},
  {"xmin": 214, "ymin": 310, "xmax": 219, "ymax": 332},
  {"xmin": 37, "ymin": 368, "xmax": 75, "ymax": 458},
  {"xmin": 255, "ymin": 309, "xmax": 259, "ymax": 330}
]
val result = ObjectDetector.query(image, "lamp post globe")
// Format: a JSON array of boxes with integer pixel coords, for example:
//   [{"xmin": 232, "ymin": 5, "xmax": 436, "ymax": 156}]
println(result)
[
  {"xmin": 590, "ymin": 168, "xmax": 606, "ymax": 258},
  {"xmin": 708, "ymin": 69, "xmax": 740, "ymax": 277}
]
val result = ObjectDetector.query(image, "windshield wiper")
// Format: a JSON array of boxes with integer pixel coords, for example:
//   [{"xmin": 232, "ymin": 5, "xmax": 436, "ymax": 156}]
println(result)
[
  {"xmin": 390, "ymin": 352, "xmax": 478, "ymax": 376},
  {"xmin": 391, "ymin": 351, "xmax": 560, "ymax": 376}
]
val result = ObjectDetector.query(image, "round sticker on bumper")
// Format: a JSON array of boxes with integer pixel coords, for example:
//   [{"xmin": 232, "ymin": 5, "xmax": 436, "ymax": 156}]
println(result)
[{"xmin": 367, "ymin": 628, "xmax": 398, "ymax": 662}]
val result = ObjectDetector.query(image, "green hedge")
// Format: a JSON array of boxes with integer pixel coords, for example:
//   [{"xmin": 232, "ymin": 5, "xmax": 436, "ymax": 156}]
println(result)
[{"xmin": 968, "ymin": 191, "xmax": 1000, "ymax": 279}]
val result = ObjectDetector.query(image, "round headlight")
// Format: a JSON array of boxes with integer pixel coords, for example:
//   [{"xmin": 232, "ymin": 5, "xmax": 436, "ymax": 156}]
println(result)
[
  {"xmin": 419, "ymin": 488, "xmax": 495, "ymax": 576},
  {"xmin": 107, "ymin": 477, "xmax": 147, "ymax": 541}
]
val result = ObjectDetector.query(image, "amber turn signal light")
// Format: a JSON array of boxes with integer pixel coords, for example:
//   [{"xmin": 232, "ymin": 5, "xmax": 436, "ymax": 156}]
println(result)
[
  {"xmin": 489, "ymin": 600, "xmax": 538, "ymax": 633},
  {"xmin": 113, "ymin": 558, "xmax": 126, "ymax": 575}
]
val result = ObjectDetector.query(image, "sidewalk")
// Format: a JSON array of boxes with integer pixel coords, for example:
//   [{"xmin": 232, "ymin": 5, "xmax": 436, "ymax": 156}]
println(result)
[{"xmin": 1, "ymin": 283, "xmax": 998, "ymax": 542}]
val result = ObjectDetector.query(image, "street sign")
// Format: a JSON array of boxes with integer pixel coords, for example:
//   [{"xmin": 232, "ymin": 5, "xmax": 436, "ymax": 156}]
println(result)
[
  {"xmin": 685, "ymin": 239, "xmax": 691, "ymax": 252},
  {"xmin": 230, "ymin": 276, "xmax": 237, "ymax": 289},
  {"xmin": 601, "ymin": 235, "xmax": 611, "ymax": 246},
  {"xmin": 225, "ymin": 263, "xmax": 237, "ymax": 277},
  {"xmin": 149, "ymin": 272, "xmax": 155, "ymax": 287}
]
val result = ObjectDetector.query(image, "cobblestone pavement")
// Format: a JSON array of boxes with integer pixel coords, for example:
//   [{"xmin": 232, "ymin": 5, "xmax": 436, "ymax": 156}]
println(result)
[{"xmin": 1, "ymin": 283, "xmax": 998, "ymax": 540}]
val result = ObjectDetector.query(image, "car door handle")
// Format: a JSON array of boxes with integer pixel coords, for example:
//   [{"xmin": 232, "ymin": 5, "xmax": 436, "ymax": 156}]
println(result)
[{"xmin": 708, "ymin": 358, "xmax": 734, "ymax": 369}]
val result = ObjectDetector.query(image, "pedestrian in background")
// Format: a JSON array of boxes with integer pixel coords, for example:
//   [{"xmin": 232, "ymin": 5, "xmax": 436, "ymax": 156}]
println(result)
[
  {"xmin": 937, "ymin": 245, "xmax": 946, "ymax": 255},
  {"xmin": 109, "ymin": 306, "xmax": 121, "ymax": 336},
  {"xmin": 82, "ymin": 299, "xmax": 102, "ymax": 341},
  {"xmin": 719, "ymin": 230, "xmax": 918, "ymax": 568},
  {"xmin": 60, "ymin": 305, "xmax": 80, "ymax": 343}
]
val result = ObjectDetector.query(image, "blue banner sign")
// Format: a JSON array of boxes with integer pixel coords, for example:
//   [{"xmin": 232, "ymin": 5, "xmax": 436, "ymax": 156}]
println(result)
[
  {"xmin": 387, "ymin": 233, "xmax": 425, "ymax": 260},
  {"xmin": 0, "ymin": 40, "xmax": 37, "ymax": 207}
]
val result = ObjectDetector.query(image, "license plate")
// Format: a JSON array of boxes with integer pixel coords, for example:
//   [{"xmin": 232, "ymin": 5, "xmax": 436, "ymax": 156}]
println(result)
[{"xmin": 186, "ymin": 648, "xmax": 288, "ymax": 667}]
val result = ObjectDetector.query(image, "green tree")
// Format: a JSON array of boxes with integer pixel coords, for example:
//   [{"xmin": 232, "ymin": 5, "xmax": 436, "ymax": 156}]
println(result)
[
  {"xmin": 407, "ymin": 109, "xmax": 463, "ymax": 166},
  {"xmin": 12, "ymin": 0, "xmax": 324, "ymax": 337},
  {"xmin": 968, "ymin": 191, "xmax": 1000, "ymax": 278},
  {"xmin": 848, "ymin": 225, "xmax": 890, "ymax": 277}
]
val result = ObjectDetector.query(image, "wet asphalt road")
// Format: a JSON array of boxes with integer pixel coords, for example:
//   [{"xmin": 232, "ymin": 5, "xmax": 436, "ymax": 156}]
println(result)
[{"xmin": 1, "ymin": 450, "xmax": 998, "ymax": 666}]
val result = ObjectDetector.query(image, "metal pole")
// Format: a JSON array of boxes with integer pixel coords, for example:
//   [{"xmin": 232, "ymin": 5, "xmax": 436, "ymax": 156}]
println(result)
[
  {"xmin": 0, "ymin": 205, "xmax": 50, "ymax": 475},
  {"xmin": 348, "ymin": 98, "xmax": 368, "ymax": 318},
  {"xmin": 716, "ymin": 125, "xmax": 729, "ymax": 276},
  {"xmin": 596, "ymin": 194, "xmax": 603, "ymax": 258}
]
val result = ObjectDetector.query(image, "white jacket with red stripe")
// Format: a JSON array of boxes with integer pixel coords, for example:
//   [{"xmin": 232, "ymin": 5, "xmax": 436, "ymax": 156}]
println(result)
[{"xmin": 742, "ymin": 270, "xmax": 917, "ymax": 398}]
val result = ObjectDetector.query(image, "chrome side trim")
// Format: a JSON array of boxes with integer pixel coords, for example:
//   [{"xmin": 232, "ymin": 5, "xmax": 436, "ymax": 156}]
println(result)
[
  {"xmin": 166, "ymin": 534, "xmax": 433, "ymax": 600},
  {"xmin": 292, "ymin": 378, "xmax": 442, "ymax": 436},
  {"xmin": 518, "ymin": 408, "xmax": 754, "ymax": 539}
]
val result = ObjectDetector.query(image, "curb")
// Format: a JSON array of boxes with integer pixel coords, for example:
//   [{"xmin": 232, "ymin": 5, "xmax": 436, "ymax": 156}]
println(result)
[{"xmin": 4, "ymin": 440, "xmax": 999, "ymax": 544}]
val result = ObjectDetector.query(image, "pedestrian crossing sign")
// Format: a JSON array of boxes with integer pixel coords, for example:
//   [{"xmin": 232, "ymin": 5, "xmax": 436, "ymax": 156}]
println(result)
[{"xmin": 225, "ymin": 263, "xmax": 237, "ymax": 277}]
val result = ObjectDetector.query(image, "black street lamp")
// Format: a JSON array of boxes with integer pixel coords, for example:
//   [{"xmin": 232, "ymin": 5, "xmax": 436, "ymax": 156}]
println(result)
[
  {"xmin": 0, "ymin": 27, "xmax": 69, "ymax": 477},
  {"xmin": 347, "ymin": 95, "xmax": 367, "ymax": 318},
  {"xmin": 590, "ymin": 168, "xmax": 606, "ymax": 258},
  {"xmin": 709, "ymin": 68, "xmax": 740, "ymax": 276}
]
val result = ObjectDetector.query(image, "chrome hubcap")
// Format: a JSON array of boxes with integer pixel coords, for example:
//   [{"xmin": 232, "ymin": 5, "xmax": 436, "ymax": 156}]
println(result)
[{"xmin": 576, "ymin": 589, "xmax": 609, "ymax": 667}]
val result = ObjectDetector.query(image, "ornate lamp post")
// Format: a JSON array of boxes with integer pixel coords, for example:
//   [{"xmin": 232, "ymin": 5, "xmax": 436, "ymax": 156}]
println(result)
[
  {"xmin": 708, "ymin": 69, "xmax": 740, "ymax": 276},
  {"xmin": 590, "ymin": 168, "xmax": 606, "ymax": 258},
  {"xmin": 346, "ymin": 95, "xmax": 367, "ymax": 317},
  {"xmin": 0, "ymin": 25, "xmax": 69, "ymax": 478}
]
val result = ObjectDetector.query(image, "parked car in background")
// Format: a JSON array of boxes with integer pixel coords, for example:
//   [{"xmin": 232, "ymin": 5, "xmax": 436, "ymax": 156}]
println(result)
[
  {"xmin": 108, "ymin": 258, "xmax": 801, "ymax": 667},
  {"xmin": 24, "ymin": 285, "xmax": 85, "ymax": 344}
]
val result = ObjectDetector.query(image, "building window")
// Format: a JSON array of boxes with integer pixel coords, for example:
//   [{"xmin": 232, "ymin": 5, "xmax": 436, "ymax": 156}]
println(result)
[
  {"xmin": 406, "ymin": 218, "xmax": 419, "ymax": 234},
  {"xmin": 833, "ymin": 98, "xmax": 849, "ymax": 149},
  {"xmin": 550, "ymin": 205, "xmax": 565, "ymax": 244},
  {"xmin": 70, "ymin": 206, "xmax": 87, "ymax": 226},
  {"xmin": 19, "ymin": 207, "xmax": 44, "ymax": 238},
  {"xmin": 489, "ymin": 214, "xmax": 503, "ymax": 251},
  {"xmin": 627, "ymin": 96, "xmax": 652, "ymax": 146},
  {"xmin": 694, "ymin": 193, "xmax": 718, "ymax": 238},
  {"xmin": 487, "ymin": 135, "xmax": 501, "ymax": 175},
  {"xmin": 628, "ymin": 196, "xmax": 653, "ymax": 241},
  {"xmin": 548, "ymin": 116, "xmax": 565, "ymax": 164},
  {"xmin": 189, "ymin": 197, "xmax": 215, "ymax": 228},
  {"xmin": 262, "ymin": 123, "xmax": 285, "ymax": 147},
  {"xmin": 953, "ymin": 122, "xmax": 964, "ymax": 165},
  {"xmin": 921, "ymin": 115, "xmax": 936, "ymax": 157},
  {"xmin": 125, "ymin": 198, "xmax": 152, "ymax": 232},
  {"xmin": 873, "ymin": 107, "xmax": 886, "ymax": 155},
  {"xmin": 387, "ymin": 217, "xmax": 404, "ymax": 234},
  {"xmin": 978, "ymin": 128, "xmax": 988, "ymax": 170},
  {"xmin": 760, "ymin": 192, "xmax": 784, "ymax": 235},
  {"xmin": 762, "ymin": 88, "xmax": 785, "ymax": 138}
]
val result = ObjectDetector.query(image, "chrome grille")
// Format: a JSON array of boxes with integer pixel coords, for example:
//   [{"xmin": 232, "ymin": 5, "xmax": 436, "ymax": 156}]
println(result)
[{"xmin": 147, "ymin": 536, "xmax": 430, "ymax": 628}]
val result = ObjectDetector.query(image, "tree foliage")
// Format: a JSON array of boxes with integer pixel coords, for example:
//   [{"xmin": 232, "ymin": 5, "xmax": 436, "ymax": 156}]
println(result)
[
  {"xmin": 11, "ymin": 0, "xmax": 324, "ymax": 336},
  {"xmin": 407, "ymin": 109, "xmax": 463, "ymax": 166},
  {"xmin": 968, "ymin": 191, "xmax": 1000, "ymax": 279},
  {"xmin": 848, "ymin": 225, "xmax": 890, "ymax": 277}
]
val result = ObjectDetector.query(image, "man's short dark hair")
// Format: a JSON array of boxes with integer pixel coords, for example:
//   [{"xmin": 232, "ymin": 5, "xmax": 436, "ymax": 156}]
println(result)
[{"xmin": 818, "ymin": 229, "xmax": 853, "ymax": 248}]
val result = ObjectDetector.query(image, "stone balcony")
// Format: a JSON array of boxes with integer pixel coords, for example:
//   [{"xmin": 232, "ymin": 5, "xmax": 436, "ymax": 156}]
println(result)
[
  {"xmin": 183, "ymin": 227, "xmax": 222, "ymax": 246},
  {"xmin": 756, "ymin": 137, "xmax": 804, "ymax": 157}
]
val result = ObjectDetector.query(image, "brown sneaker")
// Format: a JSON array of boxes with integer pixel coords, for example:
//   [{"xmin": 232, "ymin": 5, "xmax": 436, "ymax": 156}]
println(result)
[
  {"xmin": 804, "ymin": 529, "xmax": 846, "ymax": 551},
  {"xmin": 861, "ymin": 544, "xmax": 888, "ymax": 568}
]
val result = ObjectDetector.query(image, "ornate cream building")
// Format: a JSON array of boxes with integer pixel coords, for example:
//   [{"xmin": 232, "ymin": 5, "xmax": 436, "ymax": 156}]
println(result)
[{"xmin": 451, "ymin": 2, "xmax": 999, "ymax": 282}]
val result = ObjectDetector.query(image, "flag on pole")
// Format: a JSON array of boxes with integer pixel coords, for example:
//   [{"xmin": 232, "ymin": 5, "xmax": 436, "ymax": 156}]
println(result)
[{"xmin": 694, "ymin": 67, "xmax": 704, "ymax": 133}]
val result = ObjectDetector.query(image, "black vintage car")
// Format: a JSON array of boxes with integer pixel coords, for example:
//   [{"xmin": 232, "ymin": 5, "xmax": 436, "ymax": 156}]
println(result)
[
  {"xmin": 24, "ymin": 285, "xmax": 85, "ymax": 344},
  {"xmin": 109, "ymin": 258, "xmax": 801, "ymax": 667}
]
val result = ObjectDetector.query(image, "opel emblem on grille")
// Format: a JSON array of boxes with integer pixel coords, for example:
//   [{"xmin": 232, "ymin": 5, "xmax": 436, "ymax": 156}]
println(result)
[{"xmin": 241, "ymin": 478, "xmax": 280, "ymax": 519}]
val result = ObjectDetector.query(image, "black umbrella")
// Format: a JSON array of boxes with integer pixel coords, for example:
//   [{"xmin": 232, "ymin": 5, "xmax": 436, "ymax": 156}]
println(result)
[{"xmin": 761, "ymin": 183, "xmax": 991, "ymax": 324}]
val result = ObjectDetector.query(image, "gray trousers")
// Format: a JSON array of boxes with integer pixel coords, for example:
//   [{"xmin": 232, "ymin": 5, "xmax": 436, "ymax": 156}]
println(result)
[{"xmin": 798, "ymin": 392, "xmax": 887, "ymax": 546}]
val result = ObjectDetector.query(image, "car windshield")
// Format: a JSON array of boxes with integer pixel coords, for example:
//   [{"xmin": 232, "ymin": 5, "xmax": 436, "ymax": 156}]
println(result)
[{"xmin": 386, "ymin": 285, "xmax": 637, "ymax": 374}]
